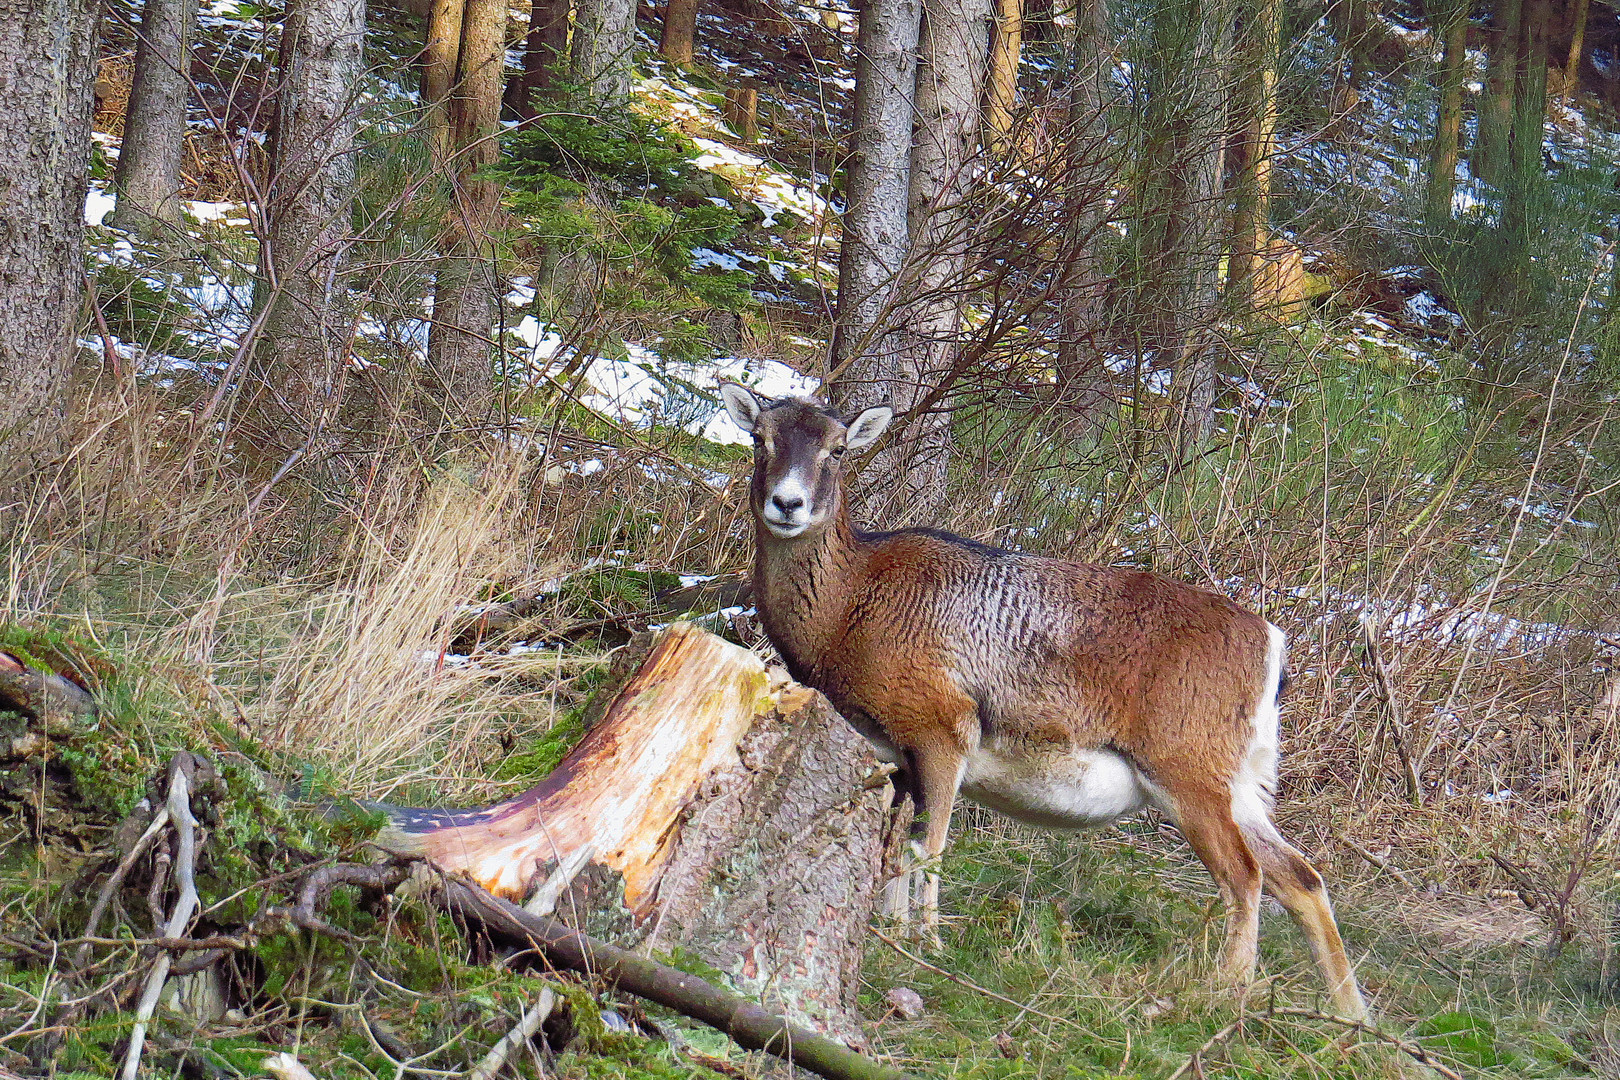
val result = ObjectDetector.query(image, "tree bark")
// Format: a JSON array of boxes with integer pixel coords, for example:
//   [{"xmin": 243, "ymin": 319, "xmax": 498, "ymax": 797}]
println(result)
[
  {"xmin": 571, "ymin": 0, "xmax": 637, "ymax": 104},
  {"xmin": 827, "ymin": 0, "xmax": 923, "ymax": 506},
  {"xmin": 862, "ymin": 0, "xmax": 992, "ymax": 518},
  {"xmin": 1424, "ymin": 0, "xmax": 1468, "ymax": 227},
  {"xmin": 255, "ymin": 0, "xmax": 366, "ymax": 446},
  {"xmin": 982, "ymin": 0, "xmax": 1022, "ymax": 145},
  {"xmin": 431, "ymin": 882, "xmax": 914, "ymax": 1080},
  {"xmin": 377, "ymin": 624, "xmax": 890, "ymax": 1043},
  {"xmin": 425, "ymin": 0, "xmax": 502, "ymax": 425},
  {"xmin": 505, "ymin": 0, "xmax": 569, "ymax": 117},
  {"xmin": 659, "ymin": 0, "xmax": 699, "ymax": 64},
  {"xmin": 423, "ymin": 0, "xmax": 464, "ymax": 161},
  {"xmin": 110, "ymin": 0, "xmax": 199, "ymax": 231},
  {"xmin": 1128, "ymin": 0, "xmax": 1226, "ymax": 448},
  {"xmin": 1227, "ymin": 0, "xmax": 1281, "ymax": 303},
  {"xmin": 0, "ymin": 0, "xmax": 96, "ymax": 467},
  {"xmin": 1053, "ymin": 0, "xmax": 1115, "ymax": 439},
  {"xmin": 1561, "ymin": 0, "xmax": 1588, "ymax": 104},
  {"xmin": 1503, "ymin": 0, "xmax": 1549, "ymax": 238},
  {"xmin": 1476, "ymin": 0, "xmax": 1521, "ymax": 186}
]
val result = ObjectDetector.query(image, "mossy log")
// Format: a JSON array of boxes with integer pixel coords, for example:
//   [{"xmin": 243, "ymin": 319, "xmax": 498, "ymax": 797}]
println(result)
[
  {"xmin": 372, "ymin": 622, "xmax": 890, "ymax": 1043},
  {"xmin": 0, "ymin": 650, "xmax": 97, "ymax": 759}
]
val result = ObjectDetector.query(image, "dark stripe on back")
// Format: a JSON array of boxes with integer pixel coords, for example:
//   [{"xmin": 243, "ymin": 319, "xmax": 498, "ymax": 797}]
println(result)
[{"xmin": 855, "ymin": 525, "xmax": 1015, "ymax": 559}]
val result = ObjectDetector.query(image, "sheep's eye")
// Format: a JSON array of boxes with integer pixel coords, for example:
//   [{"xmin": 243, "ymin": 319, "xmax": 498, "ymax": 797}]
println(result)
[{"xmin": 830, "ymin": 446, "xmax": 847, "ymax": 458}]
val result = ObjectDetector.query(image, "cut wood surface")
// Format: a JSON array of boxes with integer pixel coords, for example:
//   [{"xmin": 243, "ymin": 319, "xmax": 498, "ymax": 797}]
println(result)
[{"xmin": 373, "ymin": 623, "xmax": 772, "ymax": 911}]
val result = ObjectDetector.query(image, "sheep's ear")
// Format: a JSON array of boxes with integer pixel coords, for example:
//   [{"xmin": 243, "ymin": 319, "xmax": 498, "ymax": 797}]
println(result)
[
  {"xmin": 719, "ymin": 383, "xmax": 766, "ymax": 432},
  {"xmin": 844, "ymin": 406, "xmax": 893, "ymax": 451}
]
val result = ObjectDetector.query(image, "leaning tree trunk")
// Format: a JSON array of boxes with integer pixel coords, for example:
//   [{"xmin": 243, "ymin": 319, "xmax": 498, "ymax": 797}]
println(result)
[
  {"xmin": 254, "ymin": 0, "xmax": 366, "ymax": 450},
  {"xmin": 659, "ymin": 0, "xmax": 699, "ymax": 64},
  {"xmin": 506, "ymin": 0, "xmax": 569, "ymax": 117},
  {"xmin": 827, "ymin": 0, "xmax": 923, "ymax": 514},
  {"xmin": 1053, "ymin": 0, "xmax": 1116, "ymax": 440},
  {"xmin": 374, "ymin": 624, "xmax": 890, "ymax": 1043},
  {"xmin": 0, "ymin": 0, "xmax": 97, "ymax": 468},
  {"xmin": 110, "ymin": 0, "xmax": 200, "ymax": 232},
  {"xmin": 1424, "ymin": 0, "xmax": 1468, "ymax": 227},
  {"xmin": 571, "ymin": 0, "xmax": 638, "ymax": 105},
  {"xmin": 425, "ymin": 0, "xmax": 502, "ymax": 426}
]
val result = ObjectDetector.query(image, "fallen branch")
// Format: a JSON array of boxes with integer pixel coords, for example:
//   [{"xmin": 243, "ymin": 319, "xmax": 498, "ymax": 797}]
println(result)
[
  {"xmin": 431, "ymin": 876, "xmax": 917, "ymax": 1080},
  {"xmin": 0, "ymin": 652, "xmax": 96, "ymax": 736},
  {"xmin": 1166, "ymin": 1017, "xmax": 1244, "ymax": 1080},
  {"xmin": 468, "ymin": 986, "xmax": 557, "ymax": 1080},
  {"xmin": 1265, "ymin": 1006, "xmax": 1466, "ymax": 1080},
  {"xmin": 1359, "ymin": 615, "xmax": 1422, "ymax": 805},
  {"xmin": 119, "ymin": 755, "xmax": 202, "ymax": 1080},
  {"xmin": 75, "ymin": 804, "xmax": 173, "ymax": 968},
  {"xmin": 1337, "ymin": 834, "xmax": 1418, "ymax": 891},
  {"xmin": 869, "ymin": 927, "xmax": 1088, "ymax": 1033}
]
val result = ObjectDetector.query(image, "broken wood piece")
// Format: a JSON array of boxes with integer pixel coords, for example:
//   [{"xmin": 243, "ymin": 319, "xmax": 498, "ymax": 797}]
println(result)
[
  {"xmin": 468, "ymin": 985, "xmax": 558, "ymax": 1080},
  {"xmin": 0, "ymin": 651, "xmax": 97, "ymax": 736},
  {"xmin": 373, "ymin": 623, "xmax": 772, "ymax": 913},
  {"xmin": 431, "ymin": 877, "xmax": 918, "ymax": 1080}
]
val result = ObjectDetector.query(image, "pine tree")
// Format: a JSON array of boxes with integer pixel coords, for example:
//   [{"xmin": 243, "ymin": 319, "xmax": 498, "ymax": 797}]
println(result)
[
  {"xmin": 0, "ymin": 0, "xmax": 97, "ymax": 466},
  {"xmin": 254, "ymin": 0, "xmax": 366, "ymax": 449},
  {"xmin": 110, "ymin": 0, "xmax": 200, "ymax": 231},
  {"xmin": 425, "ymin": 0, "xmax": 503, "ymax": 422}
]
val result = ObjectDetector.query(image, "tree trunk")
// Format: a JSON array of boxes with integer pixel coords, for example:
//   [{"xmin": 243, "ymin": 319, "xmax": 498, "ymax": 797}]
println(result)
[
  {"xmin": 109, "ymin": 0, "xmax": 199, "ymax": 231},
  {"xmin": 425, "ymin": 0, "xmax": 502, "ymax": 426},
  {"xmin": 1128, "ymin": 0, "xmax": 1226, "ymax": 448},
  {"xmin": 827, "ymin": 0, "xmax": 922, "ymax": 509},
  {"xmin": 571, "ymin": 0, "xmax": 637, "ymax": 104},
  {"xmin": 1561, "ymin": 0, "xmax": 1588, "ymax": 103},
  {"xmin": 852, "ymin": 0, "xmax": 992, "ymax": 519},
  {"xmin": 505, "ymin": 0, "xmax": 568, "ymax": 117},
  {"xmin": 1022, "ymin": 0, "xmax": 1052, "ymax": 43},
  {"xmin": 0, "ymin": 0, "xmax": 96, "ymax": 467},
  {"xmin": 377, "ymin": 624, "xmax": 890, "ymax": 1043},
  {"xmin": 659, "ymin": 0, "xmax": 698, "ymax": 64},
  {"xmin": 423, "ymin": 0, "xmax": 464, "ymax": 161},
  {"xmin": 982, "ymin": 0, "xmax": 1022, "ymax": 145},
  {"xmin": 1227, "ymin": 0, "xmax": 1281, "ymax": 304},
  {"xmin": 1424, "ymin": 0, "xmax": 1468, "ymax": 226},
  {"xmin": 254, "ymin": 0, "xmax": 366, "ymax": 446},
  {"xmin": 1476, "ymin": 0, "xmax": 1521, "ymax": 185},
  {"xmin": 1502, "ymin": 0, "xmax": 1549, "ymax": 240},
  {"xmin": 1054, "ymin": 0, "xmax": 1115, "ymax": 439},
  {"xmin": 724, "ymin": 85, "xmax": 759, "ymax": 139}
]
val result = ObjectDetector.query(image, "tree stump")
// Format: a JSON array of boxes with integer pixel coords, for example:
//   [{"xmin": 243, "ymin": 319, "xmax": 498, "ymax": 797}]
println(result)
[
  {"xmin": 373, "ymin": 623, "xmax": 889, "ymax": 1042},
  {"xmin": 724, "ymin": 86, "xmax": 759, "ymax": 141}
]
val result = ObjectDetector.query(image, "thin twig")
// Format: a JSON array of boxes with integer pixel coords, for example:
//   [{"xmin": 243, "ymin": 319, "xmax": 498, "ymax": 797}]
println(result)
[
  {"xmin": 119, "ymin": 756, "xmax": 201, "ymax": 1080},
  {"xmin": 869, "ymin": 928, "xmax": 1088, "ymax": 1032},
  {"xmin": 467, "ymin": 986, "xmax": 557, "ymax": 1080},
  {"xmin": 1166, "ymin": 1017, "xmax": 1244, "ymax": 1080},
  {"xmin": 1337, "ymin": 833, "xmax": 1418, "ymax": 890},
  {"xmin": 75, "ymin": 803, "xmax": 171, "ymax": 968}
]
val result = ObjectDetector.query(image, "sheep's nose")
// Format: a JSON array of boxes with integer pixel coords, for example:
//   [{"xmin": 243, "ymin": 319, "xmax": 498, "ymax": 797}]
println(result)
[{"xmin": 772, "ymin": 493, "xmax": 805, "ymax": 514}]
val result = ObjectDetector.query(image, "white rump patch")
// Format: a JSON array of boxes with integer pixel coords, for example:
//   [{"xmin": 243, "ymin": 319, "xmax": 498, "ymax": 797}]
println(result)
[{"xmin": 1231, "ymin": 622, "xmax": 1285, "ymax": 833}]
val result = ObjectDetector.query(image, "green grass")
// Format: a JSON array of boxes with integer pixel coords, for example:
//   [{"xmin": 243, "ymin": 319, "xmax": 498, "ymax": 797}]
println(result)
[{"xmin": 859, "ymin": 818, "xmax": 1606, "ymax": 1078}]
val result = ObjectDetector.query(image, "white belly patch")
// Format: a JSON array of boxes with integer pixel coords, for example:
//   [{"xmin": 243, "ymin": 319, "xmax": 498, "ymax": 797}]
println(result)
[{"xmin": 960, "ymin": 745, "xmax": 1148, "ymax": 829}]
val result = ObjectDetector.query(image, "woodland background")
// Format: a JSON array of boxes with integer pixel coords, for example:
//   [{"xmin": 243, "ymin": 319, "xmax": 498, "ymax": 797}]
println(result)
[{"xmin": 3, "ymin": 0, "xmax": 1620, "ymax": 1072}]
